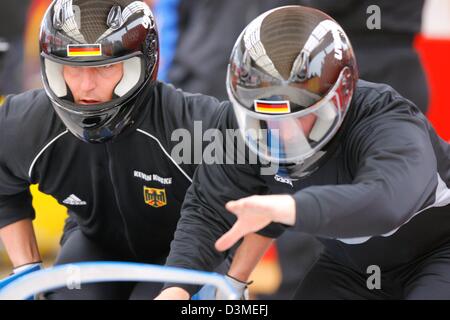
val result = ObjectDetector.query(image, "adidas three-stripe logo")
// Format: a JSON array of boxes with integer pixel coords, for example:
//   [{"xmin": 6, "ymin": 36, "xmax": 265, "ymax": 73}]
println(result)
[{"xmin": 63, "ymin": 194, "xmax": 87, "ymax": 206}]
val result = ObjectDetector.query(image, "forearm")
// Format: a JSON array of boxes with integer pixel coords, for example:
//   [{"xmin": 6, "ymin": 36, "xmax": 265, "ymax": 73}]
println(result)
[
  {"xmin": 0, "ymin": 219, "xmax": 41, "ymax": 267},
  {"xmin": 227, "ymin": 233, "xmax": 274, "ymax": 282},
  {"xmin": 293, "ymin": 181, "xmax": 410, "ymax": 238},
  {"xmin": 163, "ymin": 199, "xmax": 231, "ymax": 294}
]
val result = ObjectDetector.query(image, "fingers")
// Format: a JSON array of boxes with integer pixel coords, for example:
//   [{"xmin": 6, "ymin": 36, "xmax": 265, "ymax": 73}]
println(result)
[
  {"xmin": 225, "ymin": 199, "xmax": 240, "ymax": 213},
  {"xmin": 217, "ymin": 197, "xmax": 262, "ymax": 252},
  {"xmin": 215, "ymin": 219, "xmax": 248, "ymax": 252},
  {"xmin": 217, "ymin": 196, "xmax": 272, "ymax": 252},
  {"xmin": 226, "ymin": 196, "xmax": 258, "ymax": 214}
]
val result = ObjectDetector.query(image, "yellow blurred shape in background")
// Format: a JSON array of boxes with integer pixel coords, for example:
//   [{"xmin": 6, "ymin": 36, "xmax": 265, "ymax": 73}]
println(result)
[
  {"xmin": 1, "ymin": 185, "xmax": 66, "ymax": 269},
  {"xmin": 31, "ymin": 185, "xmax": 67, "ymax": 257}
]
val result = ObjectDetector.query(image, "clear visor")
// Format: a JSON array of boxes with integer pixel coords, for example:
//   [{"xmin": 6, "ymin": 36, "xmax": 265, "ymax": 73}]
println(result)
[
  {"xmin": 42, "ymin": 55, "xmax": 145, "ymax": 112},
  {"xmin": 229, "ymin": 68, "xmax": 353, "ymax": 164}
]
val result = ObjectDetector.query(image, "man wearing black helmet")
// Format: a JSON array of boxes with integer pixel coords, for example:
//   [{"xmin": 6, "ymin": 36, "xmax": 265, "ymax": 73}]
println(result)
[
  {"xmin": 158, "ymin": 6, "xmax": 450, "ymax": 299},
  {"xmin": 0, "ymin": 0, "xmax": 253, "ymax": 299}
]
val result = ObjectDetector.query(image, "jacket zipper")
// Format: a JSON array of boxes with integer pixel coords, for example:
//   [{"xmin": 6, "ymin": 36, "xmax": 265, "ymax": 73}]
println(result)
[{"xmin": 105, "ymin": 143, "xmax": 138, "ymax": 258}]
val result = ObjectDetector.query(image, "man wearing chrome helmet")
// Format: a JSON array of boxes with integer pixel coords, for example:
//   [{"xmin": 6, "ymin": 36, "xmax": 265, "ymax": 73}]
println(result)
[
  {"xmin": 0, "ymin": 0, "xmax": 254, "ymax": 299},
  {"xmin": 159, "ymin": 6, "xmax": 450, "ymax": 299}
]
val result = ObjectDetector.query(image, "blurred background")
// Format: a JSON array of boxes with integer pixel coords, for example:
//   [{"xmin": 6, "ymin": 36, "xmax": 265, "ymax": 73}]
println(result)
[{"xmin": 1, "ymin": 0, "xmax": 449, "ymax": 298}]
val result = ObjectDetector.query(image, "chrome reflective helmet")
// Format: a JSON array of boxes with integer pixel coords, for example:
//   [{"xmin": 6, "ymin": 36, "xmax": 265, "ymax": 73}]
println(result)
[
  {"xmin": 40, "ymin": 0, "xmax": 159, "ymax": 143},
  {"xmin": 227, "ymin": 5, "xmax": 358, "ymax": 178}
]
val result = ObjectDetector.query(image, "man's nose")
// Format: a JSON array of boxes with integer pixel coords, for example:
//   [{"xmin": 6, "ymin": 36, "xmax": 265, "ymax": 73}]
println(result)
[
  {"xmin": 278, "ymin": 119, "xmax": 299, "ymax": 141},
  {"xmin": 278, "ymin": 115, "xmax": 317, "ymax": 141},
  {"xmin": 79, "ymin": 68, "xmax": 97, "ymax": 92}
]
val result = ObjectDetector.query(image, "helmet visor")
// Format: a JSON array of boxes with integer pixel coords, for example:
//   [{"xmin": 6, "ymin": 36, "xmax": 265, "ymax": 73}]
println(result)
[
  {"xmin": 41, "ymin": 53, "xmax": 145, "ymax": 113},
  {"xmin": 230, "ymin": 67, "xmax": 353, "ymax": 164}
]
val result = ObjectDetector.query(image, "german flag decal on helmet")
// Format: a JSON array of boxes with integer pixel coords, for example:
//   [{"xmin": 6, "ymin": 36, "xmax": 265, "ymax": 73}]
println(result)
[
  {"xmin": 67, "ymin": 44, "xmax": 102, "ymax": 57},
  {"xmin": 254, "ymin": 100, "xmax": 291, "ymax": 114}
]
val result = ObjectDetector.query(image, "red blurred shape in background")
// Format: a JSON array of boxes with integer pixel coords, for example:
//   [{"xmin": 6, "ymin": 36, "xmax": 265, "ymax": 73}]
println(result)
[{"xmin": 415, "ymin": 34, "xmax": 450, "ymax": 141}]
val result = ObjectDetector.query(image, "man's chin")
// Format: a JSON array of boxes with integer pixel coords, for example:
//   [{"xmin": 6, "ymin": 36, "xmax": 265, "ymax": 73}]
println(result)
[{"xmin": 78, "ymin": 100, "xmax": 102, "ymax": 105}]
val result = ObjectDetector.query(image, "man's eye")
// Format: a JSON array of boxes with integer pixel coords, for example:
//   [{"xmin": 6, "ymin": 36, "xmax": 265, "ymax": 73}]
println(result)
[{"xmin": 100, "ymin": 64, "xmax": 113, "ymax": 69}]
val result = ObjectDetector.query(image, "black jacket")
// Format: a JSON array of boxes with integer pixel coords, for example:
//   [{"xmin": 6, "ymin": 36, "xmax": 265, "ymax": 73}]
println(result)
[
  {"xmin": 0, "ymin": 82, "xmax": 231, "ymax": 261},
  {"xmin": 165, "ymin": 80, "xmax": 450, "ymax": 294}
]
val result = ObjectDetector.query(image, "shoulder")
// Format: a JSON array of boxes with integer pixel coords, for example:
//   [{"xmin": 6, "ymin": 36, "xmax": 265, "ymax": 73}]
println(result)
[
  {"xmin": 156, "ymin": 81, "xmax": 232, "ymax": 124},
  {"xmin": 0, "ymin": 89, "xmax": 66, "ymax": 173},
  {"xmin": 340, "ymin": 80, "xmax": 433, "ymax": 162},
  {"xmin": 351, "ymin": 80, "xmax": 420, "ymax": 117},
  {"xmin": 342, "ymin": 79, "xmax": 427, "ymax": 139},
  {"xmin": 0, "ymin": 89, "xmax": 58, "ymax": 131},
  {"xmin": 139, "ymin": 81, "xmax": 234, "ymax": 139}
]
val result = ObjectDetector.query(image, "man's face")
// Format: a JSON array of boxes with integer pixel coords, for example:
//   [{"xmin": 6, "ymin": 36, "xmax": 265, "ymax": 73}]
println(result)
[
  {"xmin": 63, "ymin": 63, "xmax": 124, "ymax": 105},
  {"xmin": 265, "ymin": 114, "xmax": 318, "ymax": 159},
  {"xmin": 268, "ymin": 114, "xmax": 317, "ymax": 142}
]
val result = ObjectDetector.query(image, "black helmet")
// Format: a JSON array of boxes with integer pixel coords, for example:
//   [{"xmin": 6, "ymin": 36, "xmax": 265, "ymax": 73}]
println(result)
[
  {"xmin": 40, "ymin": 0, "xmax": 159, "ymax": 143},
  {"xmin": 227, "ymin": 6, "xmax": 358, "ymax": 178}
]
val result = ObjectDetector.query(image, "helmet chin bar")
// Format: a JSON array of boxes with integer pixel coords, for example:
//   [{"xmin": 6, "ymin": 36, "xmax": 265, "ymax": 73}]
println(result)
[{"xmin": 278, "ymin": 150, "xmax": 327, "ymax": 179}]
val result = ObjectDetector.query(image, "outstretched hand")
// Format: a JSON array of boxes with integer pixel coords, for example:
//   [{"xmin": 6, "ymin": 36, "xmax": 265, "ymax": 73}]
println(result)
[{"xmin": 215, "ymin": 195, "xmax": 296, "ymax": 252}]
